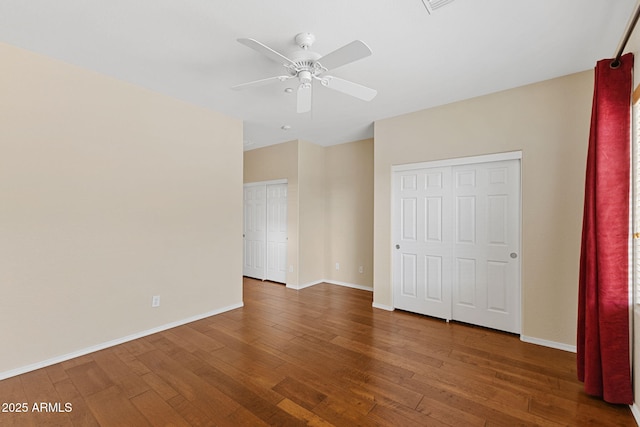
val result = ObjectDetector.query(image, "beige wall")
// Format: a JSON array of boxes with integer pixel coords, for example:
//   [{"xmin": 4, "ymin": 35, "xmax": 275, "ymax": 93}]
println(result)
[
  {"xmin": 243, "ymin": 138, "xmax": 374, "ymax": 289},
  {"xmin": 0, "ymin": 43, "xmax": 243, "ymax": 375},
  {"xmin": 325, "ymin": 139, "xmax": 374, "ymax": 287},
  {"xmin": 243, "ymin": 140, "xmax": 300, "ymax": 286},
  {"xmin": 298, "ymin": 140, "xmax": 327, "ymax": 286},
  {"xmin": 374, "ymin": 71, "xmax": 593, "ymax": 346}
]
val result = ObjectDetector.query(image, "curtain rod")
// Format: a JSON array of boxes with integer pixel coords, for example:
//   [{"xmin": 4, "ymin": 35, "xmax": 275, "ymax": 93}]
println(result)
[{"xmin": 611, "ymin": 0, "xmax": 640, "ymax": 68}]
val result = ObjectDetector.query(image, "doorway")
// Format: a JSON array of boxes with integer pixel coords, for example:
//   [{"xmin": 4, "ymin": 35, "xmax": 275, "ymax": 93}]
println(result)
[
  {"xmin": 243, "ymin": 180, "xmax": 288, "ymax": 284},
  {"xmin": 392, "ymin": 153, "xmax": 521, "ymax": 333}
]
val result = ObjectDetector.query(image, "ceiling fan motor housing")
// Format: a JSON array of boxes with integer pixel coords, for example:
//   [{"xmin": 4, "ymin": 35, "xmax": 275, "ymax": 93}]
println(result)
[{"xmin": 288, "ymin": 49, "xmax": 324, "ymax": 79}]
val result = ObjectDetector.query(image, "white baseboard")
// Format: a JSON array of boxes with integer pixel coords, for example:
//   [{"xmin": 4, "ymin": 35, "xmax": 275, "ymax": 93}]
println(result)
[
  {"xmin": 0, "ymin": 301, "xmax": 244, "ymax": 381},
  {"xmin": 287, "ymin": 280, "xmax": 373, "ymax": 292},
  {"xmin": 520, "ymin": 335, "xmax": 577, "ymax": 353},
  {"xmin": 630, "ymin": 403, "xmax": 640, "ymax": 426},
  {"xmin": 287, "ymin": 280, "xmax": 323, "ymax": 290},
  {"xmin": 372, "ymin": 302, "xmax": 394, "ymax": 311},
  {"xmin": 324, "ymin": 280, "xmax": 373, "ymax": 292}
]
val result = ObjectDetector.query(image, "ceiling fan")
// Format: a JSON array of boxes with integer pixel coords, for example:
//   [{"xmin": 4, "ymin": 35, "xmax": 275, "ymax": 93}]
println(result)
[{"xmin": 232, "ymin": 32, "xmax": 377, "ymax": 113}]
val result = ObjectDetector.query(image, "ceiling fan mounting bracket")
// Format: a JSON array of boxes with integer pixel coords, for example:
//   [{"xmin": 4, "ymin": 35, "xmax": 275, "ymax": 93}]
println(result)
[{"xmin": 295, "ymin": 32, "xmax": 316, "ymax": 49}]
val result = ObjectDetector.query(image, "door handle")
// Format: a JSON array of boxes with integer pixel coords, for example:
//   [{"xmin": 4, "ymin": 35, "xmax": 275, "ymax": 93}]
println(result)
[
  {"xmin": 395, "ymin": 244, "xmax": 400, "ymax": 249},
  {"xmin": 510, "ymin": 252, "xmax": 518, "ymax": 259}
]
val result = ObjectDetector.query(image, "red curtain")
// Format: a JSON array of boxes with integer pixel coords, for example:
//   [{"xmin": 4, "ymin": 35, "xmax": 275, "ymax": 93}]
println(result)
[{"xmin": 577, "ymin": 52, "xmax": 633, "ymax": 405}]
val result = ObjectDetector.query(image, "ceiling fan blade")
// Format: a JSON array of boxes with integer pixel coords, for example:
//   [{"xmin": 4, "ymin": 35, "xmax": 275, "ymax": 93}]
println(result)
[
  {"xmin": 232, "ymin": 75, "xmax": 292, "ymax": 90},
  {"xmin": 237, "ymin": 38, "xmax": 296, "ymax": 67},
  {"xmin": 297, "ymin": 83, "xmax": 312, "ymax": 113},
  {"xmin": 321, "ymin": 76, "xmax": 377, "ymax": 101},
  {"xmin": 317, "ymin": 40, "xmax": 372, "ymax": 71}
]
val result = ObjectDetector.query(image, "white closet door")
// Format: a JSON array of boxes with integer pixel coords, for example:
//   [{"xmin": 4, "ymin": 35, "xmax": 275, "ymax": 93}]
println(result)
[
  {"xmin": 392, "ymin": 158, "xmax": 521, "ymax": 334},
  {"xmin": 243, "ymin": 185, "xmax": 266, "ymax": 279},
  {"xmin": 451, "ymin": 160, "xmax": 520, "ymax": 333},
  {"xmin": 393, "ymin": 167, "xmax": 453, "ymax": 320},
  {"xmin": 266, "ymin": 183, "xmax": 288, "ymax": 283}
]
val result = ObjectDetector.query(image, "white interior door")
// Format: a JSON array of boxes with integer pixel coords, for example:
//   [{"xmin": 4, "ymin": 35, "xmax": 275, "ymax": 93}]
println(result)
[
  {"xmin": 393, "ymin": 167, "xmax": 453, "ymax": 320},
  {"xmin": 451, "ymin": 160, "xmax": 520, "ymax": 333},
  {"xmin": 243, "ymin": 181, "xmax": 288, "ymax": 283},
  {"xmin": 243, "ymin": 185, "xmax": 266, "ymax": 279},
  {"xmin": 392, "ymin": 156, "xmax": 521, "ymax": 334},
  {"xmin": 266, "ymin": 183, "xmax": 287, "ymax": 283}
]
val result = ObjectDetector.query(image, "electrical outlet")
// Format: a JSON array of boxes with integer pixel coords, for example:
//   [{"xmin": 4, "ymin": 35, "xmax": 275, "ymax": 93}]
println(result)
[
  {"xmin": 335, "ymin": 262, "xmax": 340, "ymax": 270},
  {"xmin": 152, "ymin": 295, "xmax": 160, "ymax": 307},
  {"xmin": 359, "ymin": 266, "xmax": 364, "ymax": 274}
]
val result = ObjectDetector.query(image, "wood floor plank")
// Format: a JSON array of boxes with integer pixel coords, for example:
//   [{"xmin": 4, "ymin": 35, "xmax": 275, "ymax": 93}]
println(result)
[
  {"xmin": 173, "ymin": 324, "xmax": 227, "ymax": 353},
  {"xmin": 160, "ymin": 328, "xmax": 205, "ymax": 354},
  {"xmin": 120, "ymin": 336, "xmax": 157, "ymax": 356},
  {"xmin": 135, "ymin": 349, "xmax": 240, "ymax": 420},
  {"xmin": 528, "ymin": 392, "xmax": 634, "ymax": 426},
  {"xmin": 0, "ymin": 277, "xmax": 634, "ymax": 426},
  {"xmin": 166, "ymin": 394, "xmax": 217, "ymax": 427},
  {"xmin": 65, "ymin": 360, "xmax": 115, "ymax": 397},
  {"xmin": 0, "ymin": 375, "xmax": 25, "ymax": 397},
  {"xmin": 223, "ymin": 406, "xmax": 273, "ymax": 427},
  {"xmin": 19, "ymin": 368, "xmax": 61, "ymax": 402},
  {"xmin": 276, "ymin": 398, "xmax": 336, "ymax": 427},
  {"xmin": 111, "ymin": 345, "xmax": 152, "ymax": 377},
  {"xmin": 194, "ymin": 349, "xmax": 287, "ymax": 406},
  {"xmin": 272, "ymin": 376, "xmax": 327, "ymax": 410},
  {"xmin": 45, "ymin": 362, "xmax": 69, "ymax": 385},
  {"xmin": 209, "ymin": 339, "xmax": 287, "ymax": 374},
  {"xmin": 140, "ymin": 371, "xmax": 180, "ymax": 401},
  {"xmin": 336, "ymin": 366, "xmax": 424, "ymax": 409},
  {"xmin": 20, "ymin": 368, "xmax": 74, "ymax": 427},
  {"xmin": 0, "ymin": 376, "xmax": 36, "ymax": 427},
  {"xmin": 59, "ymin": 354, "xmax": 94, "ymax": 371},
  {"xmin": 52, "ymin": 378, "xmax": 100, "ymax": 427},
  {"xmin": 312, "ymin": 396, "xmax": 388, "ymax": 427},
  {"xmin": 270, "ymin": 360, "xmax": 378, "ymax": 416},
  {"xmin": 193, "ymin": 360, "xmax": 305, "ymax": 426},
  {"xmin": 368, "ymin": 400, "xmax": 451, "ymax": 427},
  {"xmin": 414, "ymin": 395, "xmax": 487, "ymax": 427},
  {"xmin": 330, "ymin": 334, "xmax": 444, "ymax": 374},
  {"xmin": 84, "ymin": 385, "xmax": 150, "ymax": 426},
  {"xmin": 130, "ymin": 389, "xmax": 191, "ymax": 427},
  {"xmin": 406, "ymin": 374, "xmax": 562, "ymax": 426},
  {"xmin": 91, "ymin": 348, "xmax": 149, "ymax": 398},
  {"xmin": 410, "ymin": 364, "xmax": 533, "ymax": 413}
]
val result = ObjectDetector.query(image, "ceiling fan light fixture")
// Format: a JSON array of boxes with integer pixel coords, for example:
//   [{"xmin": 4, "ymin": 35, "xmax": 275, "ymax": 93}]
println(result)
[{"xmin": 298, "ymin": 70, "xmax": 312, "ymax": 84}]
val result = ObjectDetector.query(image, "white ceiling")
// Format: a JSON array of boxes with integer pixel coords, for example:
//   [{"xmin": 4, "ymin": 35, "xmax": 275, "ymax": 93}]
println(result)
[{"xmin": 0, "ymin": 0, "xmax": 636, "ymax": 150}]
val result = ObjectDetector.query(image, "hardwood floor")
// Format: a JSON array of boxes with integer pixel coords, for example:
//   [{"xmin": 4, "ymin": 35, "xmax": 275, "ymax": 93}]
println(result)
[{"xmin": 0, "ymin": 277, "xmax": 635, "ymax": 426}]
